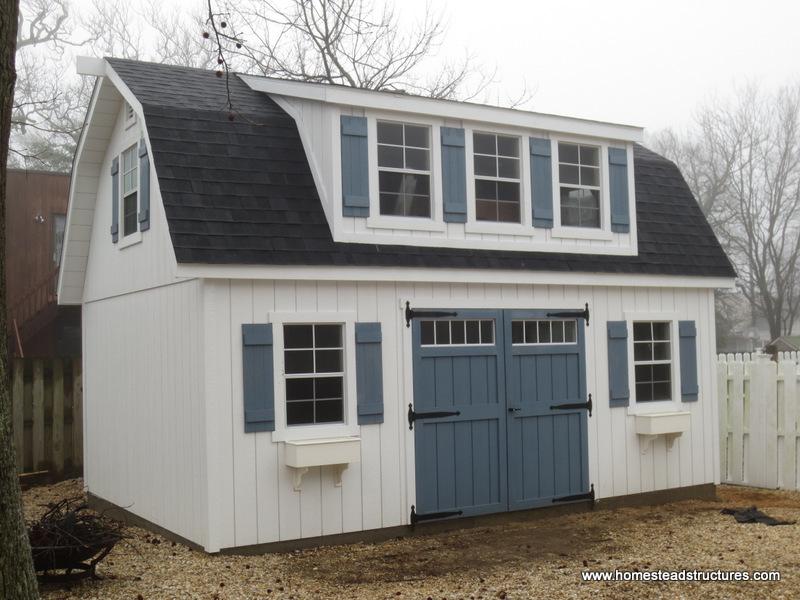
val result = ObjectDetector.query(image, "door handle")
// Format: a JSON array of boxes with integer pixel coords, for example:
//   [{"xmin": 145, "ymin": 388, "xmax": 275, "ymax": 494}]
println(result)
[{"xmin": 508, "ymin": 407, "xmax": 521, "ymax": 413}]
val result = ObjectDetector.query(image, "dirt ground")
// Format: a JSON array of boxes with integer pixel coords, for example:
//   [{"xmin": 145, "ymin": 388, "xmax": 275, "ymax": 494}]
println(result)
[{"xmin": 24, "ymin": 479, "xmax": 800, "ymax": 599}]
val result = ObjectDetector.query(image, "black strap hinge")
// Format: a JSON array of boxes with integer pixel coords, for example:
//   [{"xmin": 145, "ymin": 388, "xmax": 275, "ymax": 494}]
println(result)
[
  {"xmin": 546, "ymin": 302, "xmax": 590, "ymax": 326},
  {"xmin": 405, "ymin": 301, "xmax": 457, "ymax": 328},
  {"xmin": 550, "ymin": 393, "xmax": 592, "ymax": 417},
  {"xmin": 408, "ymin": 404, "xmax": 460, "ymax": 430},
  {"xmin": 553, "ymin": 483, "xmax": 595, "ymax": 504},
  {"xmin": 410, "ymin": 505, "xmax": 463, "ymax": 525}
]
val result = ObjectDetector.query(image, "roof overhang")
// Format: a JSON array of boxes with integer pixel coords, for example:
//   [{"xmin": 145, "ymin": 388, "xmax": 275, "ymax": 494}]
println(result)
[{"xmin": 239, "ymin": 74, "xmax": 644, "ymax": 143}]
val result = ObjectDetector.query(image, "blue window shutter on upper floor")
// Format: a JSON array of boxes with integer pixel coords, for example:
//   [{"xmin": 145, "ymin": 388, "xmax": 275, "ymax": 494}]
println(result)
[
  {"xmin": 607, "ymin": 321, "xmax": 630, "ymax": 407},
  {"xmin": 110, "ymin": 157, "xmax": 119, "ymax": 243},
  {"xmin": 340, "ymin": 115, "xmax": 370, "ymax": 217},
  {"xmin": 441, "ymin": 127, "xmax": 467, "ymax": 223},
  {"xmin": 530, "ymin": 137, "xmax": 554, "ymax": 228},
  {"xmin": 355, "ymin": 322, "xmax": 384, "ymax": 424},
  {"xmin": 679, "ymin": 320, "xmax": 699, "ymax": 402},
  {"xmin": 138, "ymin": 139, "xmax": 151, "ymax": 232},
  {"xmin": 242, "ymin": 324, "xmax": 275, "ymax": 432},
  {"xmin": 609, "ymin": 147, "xmax": 630, "ymax": 233}
]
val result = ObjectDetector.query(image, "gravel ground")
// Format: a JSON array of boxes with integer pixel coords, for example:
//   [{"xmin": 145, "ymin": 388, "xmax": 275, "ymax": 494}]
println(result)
[{"xmin": 24, "ymin": 479, "xmax": 800, "ymax": 599}]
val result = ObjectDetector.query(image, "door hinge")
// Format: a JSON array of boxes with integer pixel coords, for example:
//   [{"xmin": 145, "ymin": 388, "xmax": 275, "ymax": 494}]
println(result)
[
  {"xmin": 408, "ymin": 403, "xmax": 461, "ymax": 430},
  {"xmin": 547, "ymin": 302, "xmax": 590, "ymax": 326},
  {"xmin": 553, "ymin": 483, "xmax": 595, "ymax": 504},
  {"xmin": 550, "ymin": 393, "xmax": 593, "ymax": 417},
  {"xmin": 410, "ymin": 505, "xmax": 463, "ymax": 525},
  {"xmin": 404, "ymin": 301, "xmax": 458, "ymax": 328}
]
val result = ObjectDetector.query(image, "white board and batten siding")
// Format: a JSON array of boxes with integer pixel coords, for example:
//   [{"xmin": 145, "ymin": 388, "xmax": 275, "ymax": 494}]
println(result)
[{"xmin": 202, "ymin": 279, "xmax": 718, "ymax": 552}]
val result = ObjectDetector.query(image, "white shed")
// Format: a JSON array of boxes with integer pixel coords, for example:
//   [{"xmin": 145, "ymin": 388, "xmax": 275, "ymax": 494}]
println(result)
[{"xmin": 58, "ymin": 58, "xmax": 735, "ymax": 553}]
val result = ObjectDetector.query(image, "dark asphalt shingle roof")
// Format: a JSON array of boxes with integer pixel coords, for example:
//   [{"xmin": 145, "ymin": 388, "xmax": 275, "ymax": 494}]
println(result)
[{"xmin": 107, "ymin": 58, "xmax": 735, "ymax": 278}]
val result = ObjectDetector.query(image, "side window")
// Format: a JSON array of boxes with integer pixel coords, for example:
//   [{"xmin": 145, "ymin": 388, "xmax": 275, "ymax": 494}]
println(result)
[
  {"xmin": 473, "ymin": 132, "xmax": 521, "ymax": 223},
  {"xmin": 558, "ymin": 142, "xmax": 601, "ymax": 228},
  {"xmin": 633, "ymin": 321, "xmax": 672, "ymax": 402},
  {"xmin": 52, "ymin": 213, "xmax": 66, "ymax": 266},
  {"xmin": 120, "ymin": 144, "xmax": 138, "ymax": 237},
  {"xmin": 377, "ymin": 121, "xmax": 431, "ymax": 218},
  {"xmin": 283, "ymin": 323, "xmax": 345, "ymax": 426}
]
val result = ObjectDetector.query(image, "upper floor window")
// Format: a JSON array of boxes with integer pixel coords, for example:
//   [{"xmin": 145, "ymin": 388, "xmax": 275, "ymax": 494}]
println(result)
[
  {"xmin": 377, "ymin": 121, "xmax": 431, "ymax": 218},
  {"xmin": 121, "ymin": 144, "xmax": 139, "ymax": 237},
  {"xmin": 473, "ymin": 132, "xmax": 520, "ymax": 223},
  {"xmin": 558, "ymin": 142, "xmax": 601, "ymax": 228},
  {"xmin": 633, "ymin": 321, "xmax": 672, "ymax": 402},
  {"xmin": 124, "ymin": 101, "xmax": 136, "ymax": 128}
]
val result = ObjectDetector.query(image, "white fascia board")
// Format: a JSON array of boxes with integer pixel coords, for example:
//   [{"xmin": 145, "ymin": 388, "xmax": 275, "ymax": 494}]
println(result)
[
  {"xmin": 76, "ymin": 56, "xmax": 106, "ymax": 77},
  {"xmin": 240, "ymin": 74, "xmax": 644, "ymax": 143},
  {"xmin": 175, "ymin": 263, "xmax": 735, "ymax": 290}
]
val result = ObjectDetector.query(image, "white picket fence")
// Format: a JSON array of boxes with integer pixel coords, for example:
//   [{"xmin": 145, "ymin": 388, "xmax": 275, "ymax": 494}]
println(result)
[{"xmin": 718, "ymin": 352, "xmax": 800, "ymax": 490}]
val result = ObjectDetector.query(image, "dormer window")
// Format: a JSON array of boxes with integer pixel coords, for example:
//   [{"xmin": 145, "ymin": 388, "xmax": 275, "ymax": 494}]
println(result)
[
  {"xmin": 473, "ymin": 132, "xmax": 521, "ymax": 223},
  {"xmin": 557, "ymin": 142, "xmax": 601, "ymax": 228},
  {"xmin": 377, "ymin": 121, "xmax": 431, "ymax": 218}
]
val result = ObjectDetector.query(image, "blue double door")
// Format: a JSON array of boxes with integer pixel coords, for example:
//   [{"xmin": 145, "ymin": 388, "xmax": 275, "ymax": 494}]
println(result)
[{"xmin": 411, "ymin": 309, "xmax": 590, "ymax": 520}]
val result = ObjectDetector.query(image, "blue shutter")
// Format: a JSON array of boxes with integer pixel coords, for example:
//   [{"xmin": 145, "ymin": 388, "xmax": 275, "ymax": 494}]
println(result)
[
  {"xmin": 110, "ymin": 157, "xmax": 119, "ymax": 243},
  {"xmin": 441, "ymin": 127, "xmax": 467, "ymax": 223},
  {"xmin": 355, "ymin": 322, "xmax": 384, "ymax": 424},
  {"xmin": 679, "ymin": 321, "xmax": 699, "ymax": 402},
  {"xmin": 609, "ymin": 147, "xmax": 630, "ymax": 233},
  {"xmin": 138, "ymin": 139, "xmax": 151, "ymax": 232},
  {"xmin": 242, "ymin": 324, "xmax": 275, "ymax": 432},
  {"xmin": 530, "ymin": 137, "xmax": 554, "ymax": 228},
  {"xmin": 607, "ymin": 321, "xmax": 629, "ymax": 407},
  {"xmin": 340, "ymin": 115, "xmax": 370, "ymax": 217}
]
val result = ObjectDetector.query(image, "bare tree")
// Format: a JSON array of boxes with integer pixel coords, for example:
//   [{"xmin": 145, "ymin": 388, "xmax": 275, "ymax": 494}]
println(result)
[
  {"xmin": 1, "ymin": 0, "xmax": 40, "ymax": 596},
  {"xmin": 653, "ymin": 84, "xmax": 800, "ymax": 340}
]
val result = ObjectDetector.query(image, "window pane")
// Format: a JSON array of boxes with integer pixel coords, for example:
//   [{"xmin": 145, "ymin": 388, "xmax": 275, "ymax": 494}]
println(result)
[
  {"xmin": 552, "ymin": 321, "xmax": 564, "ymax": 343},
  {"xmin": 558, "ymin": 142, "xmax": 579, "ymax": 164},
  {"xmin": 560, "ymin": 188, "xmax": 600, "ymax": 227},
  {"xmin": 379, "ymin": 194, "xmax": 403, "ymax": 216},
  {"xmin": 511, "ymin": 321, "xmax": 524, "ymax": 344},
  {"xmin": 377, "ymin": 121, "xmax": 403, "ymax": 145},
  {"xmin": 315, "ymin": 349, "xmax": 342, "ymax": 373},
  {"xmin": 561, "ymin": 205, "xmax": 580, "ymax": 227},
  {"xmin": 476, "ymin": 200, "xmax": 497, "ymax": 221},
  {"xmin": 653, "ymin": 382, "xmax": 671, "ymax": 401},
  {"xmin": 497, "ymin": 201, "xmax": 520, "ymax": 223},
  {"xmin": 474, "ymin": 155, "xmax": 497, "ymax": 177},
  {"xmin": 421, "ymin": 321, "xmax": 435, "ymax": 345},
  {"xmin": 636, "ymin": 383, "xmax": 653, "ymax": 403},
  {"xmin": 315, "ymin": 376, "xmax": 343, "ymax": 399},
  {"xmin": 287, "ymin": 400, "xmax": 315, "ymax": 425},
  {"xmin": 652, "ymin": 322, "xmax": 670, "ymax": 341},
  {"xmin": 559, "ymin": 164, "xmax": 579, "ymax": 185},
  {"xmin": 480, "ymin": 320, "xmax": 494, "ymax": 344},
  {"xmin": 634, "ymin": 342, "xmax": 652, "ymax": 362},
  {"xmin": 635, "ymin": 364, "xmax": 652, "ymax": 383},
  {"xmin": 564, "ymin": 320, "xmax": 576, "ymax": 343},
  {"xmin": 497, "ymin": 136, "xmax": 519, "ymax": 157},
  {"xmin": 473, "ymin": 133, "xmax": 496, "ymax": 155},
  {"xmin": 435, "ymin": 321, "xmax": 450, "ymax": 345},
  {"xmin": 286, "ymin": 378, "xmax": 314, "ymax": 401},
  {"xmin": 378, "ymin": 145, "xmax": 404, "ymax": 168},
  {"xmin": 466, "ymin": 320, "xmax": 480, "ymax": 344},
  {"xmin": 497, "ymin": 181, "xmax": 520, "ymax": 202},
  {"xmin": 653, "ymin": 363, "xmax": 671, "ymax": 382},
  {"xmin": 475, "ymin": 179, "xmax": 497, "ymax": 200},
  {"xmin": 498, "ymin": 157, "xmax": 519, "ymax": 179},
  {"xmin": 123, "ymin": 193, "xmax": 138, "ymax": 236},
  {"xmin": 580, "ymin": 207, "xmax": 600, "ymax": 228},
  {"xmin": 315, "ymin": 324, "xmax": 342, "ymax": 348},
  {"xmin": 451, "ymin": 321, "xmax": 466, "ymax": 344},
  {"xmin": 580, "ymin": 145, "xmax": 599, "ymax": 166},
  {"xmin": 406, "ymin": 196, "xmax": 430, "ymax": 217},
  {"xmin": 404, "ymin": 124, "xmax": 429, "ymax": 148},
  {"xmin": 538, "ymin": 321, "xmax": 551, "ymax": 344},
  {"xmin": 378, "ymin": 171, "xmax": 404, "ymax": 194},
  {"xmin": 580, "ymin": 166, "xmax": 599, "ymax": 187},
  {"xmin": 633, "ymin": 322, "xmax": 652, "ymax": 342},
  {"xmin": 284, "ymin": 324, "xmax": 313, "ymax": 349},
  {"xmin": 285, "ymin": 350, "xmax": 314, "ymax": 374},
  {"xmin": 405, "ymin": 148, "xmax": 430, "ymax": 171},
  {"xmin": 653, "ymin": 342, "xmax": 671, "ymax": 361},
  {"xmin": 525, "ymin": 321, "xmax": 538, "ymax": 343},
  {"xmin": 316, "ymin": 399, "xmax": 344, "ymax": 423}
]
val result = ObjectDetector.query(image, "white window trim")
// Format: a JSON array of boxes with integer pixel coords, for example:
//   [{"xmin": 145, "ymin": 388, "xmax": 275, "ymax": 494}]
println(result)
[
  {"xmin": 550, "ymin": 135, "xmax": 614, "ymax": 241},
  {"xmin": 623, "ymin": 311, "xmax": 683, "ymax": 416},
  {"xmin": 269, "ymin": 310, "xmax": 359, "ymax": 442},
  {"xmin": 124, "ymin": 101, "xmax": 137, "ymax": 129},
  {"xmin": 118, "ymin": 142, "xmax": 141, "ymax": 249},
  {"xmin": 464, "ymin": 124, "xmax": 532, "ymax": 235},
  {"xmin": 366, "ymin": 113, "xmax": 445, "ymax": 232}
]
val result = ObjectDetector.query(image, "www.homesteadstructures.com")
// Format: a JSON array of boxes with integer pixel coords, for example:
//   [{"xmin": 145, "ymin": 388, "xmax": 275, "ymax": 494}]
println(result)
[{"xmin": 58, "ymin": 57, "xmax": 735, "ymax": 552}]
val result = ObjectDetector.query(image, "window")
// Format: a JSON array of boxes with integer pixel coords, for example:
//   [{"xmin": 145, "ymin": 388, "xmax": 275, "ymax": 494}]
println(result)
[
  {"xmin": 473, "ymin": 132, "xmax": 521, "ymax": 223},
  {"xmin": 121, "ymin": 144, "xmax": 138, "ymax": 237},
  {"xmin": 558, "ymin": 142, "xmax": 601, "ymax": 228},
  {"xmin": 633, "ymin": 321, "xmax": 672, "ymax": 402},
  {"xmin": 420, "ymin": 319, "xmax": 494, "ymax": 346},
  {"xmin": 124, "ymin": 101, "xmax": 136, "ymax": 128},
  {"xmin": 511, "ymin": 319, "xmax": 577, "ymax": 345},
  {"xmin": 52, "ymin": 213, "xmax": 66, "ymax": 266},
  {"xmin": 283, "ymin": 324, "xmax": 345, "ymax": 426},
  {"xmin": 377, "ymin": 121, "xmax": 431, "ymax": 218}
]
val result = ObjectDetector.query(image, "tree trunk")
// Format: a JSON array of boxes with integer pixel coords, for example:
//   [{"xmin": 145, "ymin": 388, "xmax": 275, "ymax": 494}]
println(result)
[{"xmin": 0, "ymin": 0, "xmax": 39, "ymax": 597}]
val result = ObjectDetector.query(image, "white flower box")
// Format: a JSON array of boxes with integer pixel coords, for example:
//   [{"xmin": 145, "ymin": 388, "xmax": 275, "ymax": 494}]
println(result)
[{"xmin": 285, "ymin": 437, "xmax": 361, "ymax": 490}]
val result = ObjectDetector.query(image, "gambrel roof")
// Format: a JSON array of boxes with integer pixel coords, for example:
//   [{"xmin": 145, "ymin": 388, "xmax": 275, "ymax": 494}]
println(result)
[{"xmin": 106, "ymin": 58, "xmax": 735, "ymax": 278}]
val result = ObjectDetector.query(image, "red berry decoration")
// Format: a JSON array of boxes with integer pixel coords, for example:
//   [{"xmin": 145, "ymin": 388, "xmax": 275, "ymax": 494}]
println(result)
[
  {"xmin": 216, "ymin": 70, "xmax": 223, "ymax": 78},
  {"xmin": 221, "ymin": 21, "xmax": 227, "ymax": 28},
  {"xmin": 202, "ymin": 31, "xmax": 210, "ymax": 39},
  {"xmin": 236, "ymin": 42, "xmax": 242, "ymax": 49},
  {"xmin": 217, "ymin": 57, "xmax": 223, "ymax": 64}
]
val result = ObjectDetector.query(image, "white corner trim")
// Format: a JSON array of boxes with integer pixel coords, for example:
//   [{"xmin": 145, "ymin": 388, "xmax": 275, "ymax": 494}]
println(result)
[{"xmin": 76, "ymin": 56, "xmax": 106, "ymax": 77}]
